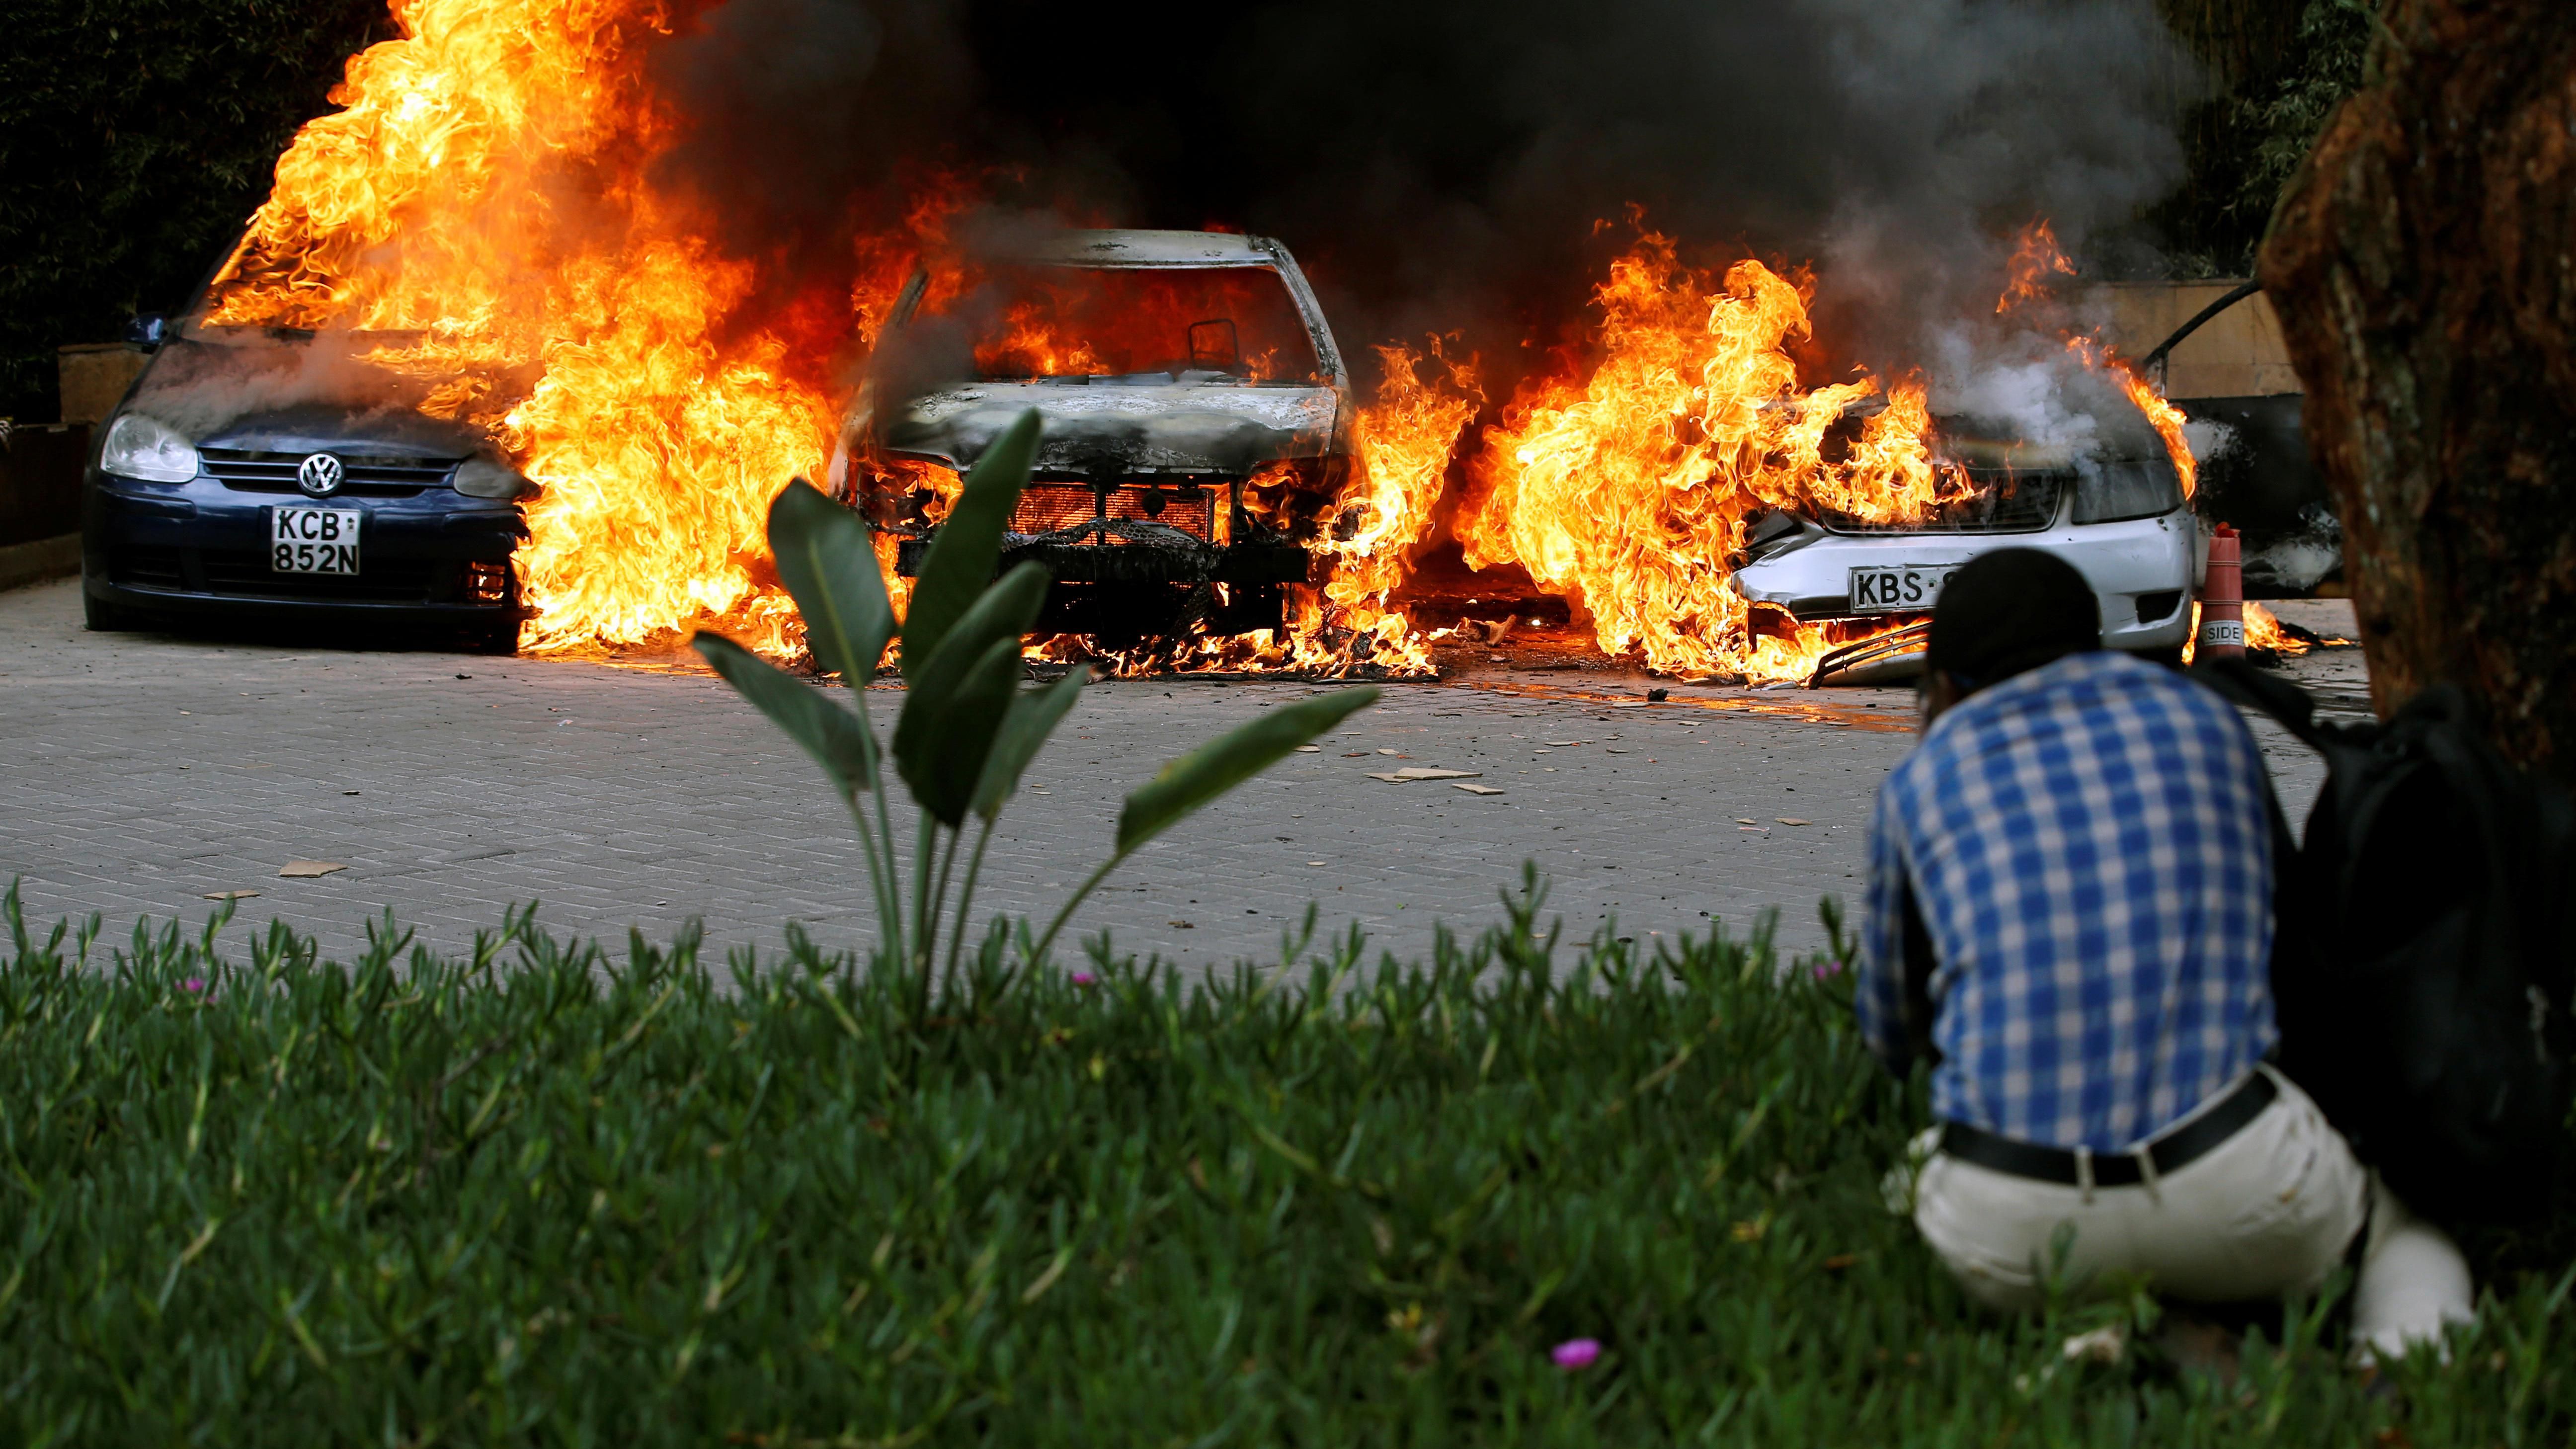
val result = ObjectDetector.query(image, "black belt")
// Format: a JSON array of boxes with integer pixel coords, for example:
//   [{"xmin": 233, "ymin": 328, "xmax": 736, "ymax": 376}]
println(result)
[{"xmin": 1937, "ymin": 1071, "xmax": 2278, "ymax": 1189}]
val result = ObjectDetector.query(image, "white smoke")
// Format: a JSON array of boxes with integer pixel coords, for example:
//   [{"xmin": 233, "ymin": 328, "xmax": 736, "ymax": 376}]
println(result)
[{"xmin": 124, "ymin": 326, "xmax": 481, "ymax": 444}]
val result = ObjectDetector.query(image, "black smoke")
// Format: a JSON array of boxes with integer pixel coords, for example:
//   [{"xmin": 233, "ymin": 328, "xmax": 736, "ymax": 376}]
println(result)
[{"xmin": 645, "ymin": 0, "xmax": 2198, "ymax": 386}]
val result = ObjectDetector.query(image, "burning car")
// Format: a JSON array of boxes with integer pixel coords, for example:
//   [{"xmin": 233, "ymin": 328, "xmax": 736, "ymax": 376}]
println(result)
[
  {"xmin": 1731, "ymin": 412, "xmax": 2196, "ymax": 682},
  {"xmin": 832, "ymin": 229, "xmax": 1348, "ymax": 642},
  {"xmin": 80, "ymin": 311, "xmax": 537, "ymax": 652}
]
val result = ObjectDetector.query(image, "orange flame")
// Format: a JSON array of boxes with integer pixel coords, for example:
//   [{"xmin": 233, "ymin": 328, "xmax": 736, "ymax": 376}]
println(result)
[
  {"xmin": 204, "ymin": 18, "xmax": 2200, "ymax": 693},
  {"xmin": 2110, "ymin": 357, "xmax": 2196, "ymax": 502},
  {"xmin": 1041, "ymin": 341, "xmax": 1480, "ymax": 679},
  {"xmin": 2183, "ymin": 600, "xmax": 2313, "ymax": 665},
  {"xmin": 1455, "ymin": 231, "xmax": 1972, "ymax": 680},
  {"xmin": 2063, "ymin": 335, "xmax": 2197, "ymax": 501},
  {"xmin": 1995, "ymin": 219, "xmax": 2077, "ymax": 315},
  {"xmin": 201, "ymin": 0, "xmax": 924, "ymax": 656},
  {"xmin": 1309, "ymin": 340, "xmax": 1483, "ymax": 673},
  {"xmin": 2244, "ymin": 601, "xmax": 2309, "ymax": 655}
]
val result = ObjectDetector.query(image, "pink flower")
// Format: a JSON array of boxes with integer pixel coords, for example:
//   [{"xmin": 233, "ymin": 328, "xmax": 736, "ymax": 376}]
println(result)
[
  {"xmin": 1551, "ymin": 1338, "xmax": 1602, "ymax": 1370},
  {"xmin": 1070, "ymin": 971, "xmax": 1098, "ymax": 987},
  {"xmin": 1812, "ymin": 958, "xmax": 1846, "ymax": 980},
  {"xmin": 181, "ymin": 977, "xmax": 208, "ymax": 995}
]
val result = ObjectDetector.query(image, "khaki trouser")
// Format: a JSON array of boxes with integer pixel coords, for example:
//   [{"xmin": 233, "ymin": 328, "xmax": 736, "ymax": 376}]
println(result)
[{"xmin": 1907, "ymin": 1067, "xmax": 2474, "ymax": 1360}]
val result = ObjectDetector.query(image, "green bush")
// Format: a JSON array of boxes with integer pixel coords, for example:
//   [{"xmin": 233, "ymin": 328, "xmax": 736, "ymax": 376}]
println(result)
[{"xmin": 3, "ymin": 881, "xmax": 2568, "ymax": 1444}]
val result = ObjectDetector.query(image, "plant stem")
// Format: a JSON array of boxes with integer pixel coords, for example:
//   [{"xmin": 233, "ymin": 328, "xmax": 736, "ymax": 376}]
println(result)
[
  {"xmin": 860, "ymin": 706, "xmax": 912, "ymax": 964},
  {"xmin": 909, "ymin": 815, "xmax": 937, "ymax": 1009},
  {"xmin": 850, "ymin": 691, "xmax": 908, "ymax": 969},
  {"xmin": 841, "ymin": 791, "xmax": 899, "ymax": 967},
  {"xmin": 1025, "ymin": 850, "xmax": 1128, "ymax": 972},
  {"xmin": 944, "ymin": 815, "xmax": 999, "ymax": 994},
  {"xmin": 921, "ymin": 825, "xmax": 963, "ymax": 1007}
]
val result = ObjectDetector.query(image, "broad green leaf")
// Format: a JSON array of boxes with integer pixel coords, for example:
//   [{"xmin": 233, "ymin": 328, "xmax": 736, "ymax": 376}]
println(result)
[
  {"xmin": 972, "ymin": 668, "xmax": 1089, "ymax": 821},
  {"xmin": 1116, "ymin": 687, "xmax": 1379, "ymax": 855},
  {"xmin": 900, "ymin": 409, "xmax": 1043, "ymax": 675},
  {"xmin": 767, "ymin": 478, "xmax": 894, "ymax": 692},
  {"xmin": 891, "ymin": 562, "xmax": 1050, "ymax": 804},
  {"xmin": 901, "ymin": 635, "xmax": 1024, "ymax": 826},
  {"xmin": 690, "ymin": 632, "xmax": 878, "ymax": 797}
]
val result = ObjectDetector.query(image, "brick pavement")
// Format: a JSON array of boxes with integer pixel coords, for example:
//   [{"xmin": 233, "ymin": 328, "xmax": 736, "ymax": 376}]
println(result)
[{"xmin": 0, "ymin": 576, "xmax": 2347, "ymax": 977}]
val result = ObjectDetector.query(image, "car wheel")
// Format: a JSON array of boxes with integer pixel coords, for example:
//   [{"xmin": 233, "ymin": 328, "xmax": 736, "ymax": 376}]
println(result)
[{"xmin": 82, "ymin": 590, "xmax": 129, "ymax": 633}]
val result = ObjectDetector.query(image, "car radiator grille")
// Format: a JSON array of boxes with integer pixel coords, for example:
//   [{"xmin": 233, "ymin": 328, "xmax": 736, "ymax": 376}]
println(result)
[
  {"xmin": 115, "ymin": 546, "xmax": 447, "ymax": 603},
  {"xmin": 200, "ymin": 447, "xmax": 456, "ymax": 498},
  {"xmin": 203, "ymin": 551, "xmax": 443, "ymax": 602},
  {"xmin": 1821, "ymin": 472, "xmax": 2064, "ymax": 535},
  {"xmin": 112, "ymin": 546, "xmax": 186, "ymax": 590},
  {"xmin": 1009, "ymin": 482, "xmax": 1216, "ymax": 543}
]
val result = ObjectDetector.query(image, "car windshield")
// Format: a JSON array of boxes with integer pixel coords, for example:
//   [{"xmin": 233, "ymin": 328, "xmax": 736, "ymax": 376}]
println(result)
[{"xmin": 952, "ymin": 265, "xmax": 1320, "ymax": 383}]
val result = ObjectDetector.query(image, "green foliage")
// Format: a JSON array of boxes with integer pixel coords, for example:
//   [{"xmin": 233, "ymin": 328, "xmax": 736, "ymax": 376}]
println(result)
[
  {"xmin": 766, "ymin": 479, "xmax": 897, "ymax": 696},
  {"xmin": 899, "ymin": 413, "xmax": 1045, "ymax": 677},
  {"xmin": 3, "ymin": 879, "xmax": 2565, "ymax": 1443},
  {"xmin": 2150, "ymin": 0, "xmax": 2376, "ymax": 277},
  {"xmin": 692, "ymin": 412, "xmax": 1377, "ymax": 1000},
  {"xmin": 971, "ymin": 668, "xmax": 1086, "ymax": 822},
  {"xmin": 0, "ymin": 0, "xmax": 387, "ymax": 420},
  {"xmin": 890, "ymin": 563, "xmax": 1050, "ymax": 827},
  {"xmin": 2228, "ymin": 0, "xmax": 2376, "ymax": 232},
  {"xmin": 692, "ymin": 633, "xmax": 881, "ymax": 797}
]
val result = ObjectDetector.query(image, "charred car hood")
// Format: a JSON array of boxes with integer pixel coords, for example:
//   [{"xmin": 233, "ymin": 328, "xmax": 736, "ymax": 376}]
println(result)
[{"xmin": 885, "ymin": 382, "xmax": 1338, "ymax": 474}]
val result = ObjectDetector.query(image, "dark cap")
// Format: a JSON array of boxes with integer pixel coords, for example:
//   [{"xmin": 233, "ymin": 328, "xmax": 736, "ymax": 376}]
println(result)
[{"xmin": 1924, "ymin": 549, "xmax": 2102, "ymax": 688}]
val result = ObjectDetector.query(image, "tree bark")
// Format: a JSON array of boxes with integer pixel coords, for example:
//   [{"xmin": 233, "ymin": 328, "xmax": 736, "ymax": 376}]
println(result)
[{"xmin": 2258, "ymin": 0, "xmax": 2576, "ymax": 779}]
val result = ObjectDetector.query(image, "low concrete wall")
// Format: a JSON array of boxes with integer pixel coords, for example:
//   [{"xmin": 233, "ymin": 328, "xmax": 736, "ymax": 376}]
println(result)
[
  {"xmin": 1, "ymin": 422, "xmax": 88, "ymax": 548},
  {"xmin": 0, "ymin": 534, "xmax": 78, "ymax": 591},
  {"xmin": 59, "ymin": 343, "xmax": 150, "ymax": 426}
]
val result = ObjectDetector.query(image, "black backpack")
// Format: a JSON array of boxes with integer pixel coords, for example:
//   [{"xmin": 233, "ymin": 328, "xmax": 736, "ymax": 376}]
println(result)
[{"xmin": 2195, "ymin": 658, "xmax": 2576, "ymax": 1227}]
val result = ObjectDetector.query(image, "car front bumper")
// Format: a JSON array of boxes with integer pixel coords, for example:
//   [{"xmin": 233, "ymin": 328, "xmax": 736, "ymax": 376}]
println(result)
[
  {"xmin": 82, "ymin": 470, "xmax": 529, "ymax": 623},
  {"xmin": 1731, "ymin": 506, "xmax": 2196, "ymax": 652}
]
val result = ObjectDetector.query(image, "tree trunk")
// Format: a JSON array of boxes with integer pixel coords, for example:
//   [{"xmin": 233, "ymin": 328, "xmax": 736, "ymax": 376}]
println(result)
[{"xmin": 2257, "ymin": 1, "xmax": 2576, "ymax": 779}]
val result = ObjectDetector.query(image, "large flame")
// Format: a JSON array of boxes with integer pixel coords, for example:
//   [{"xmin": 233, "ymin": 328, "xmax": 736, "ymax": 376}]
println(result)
[
  {"xmin": 1454, "ymin": 231, "xmax": 1970, "ymax": 680},
  {"xmin": 206, "ymin": 0, "xmax": 2200, "ymax": 684},
  {"xmin": 1308, "ymin": 340, "xmax": 1483, "ymax": 672},
  {"xmin": 204, "ymin": 0, "xmax": 876, "ymax": 655}
]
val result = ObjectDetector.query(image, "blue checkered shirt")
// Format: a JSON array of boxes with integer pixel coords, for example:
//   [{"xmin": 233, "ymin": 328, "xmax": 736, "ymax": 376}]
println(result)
[{"xmin": 1857, "ymin": 650, "xmax": 2277, "ymax": 1151}]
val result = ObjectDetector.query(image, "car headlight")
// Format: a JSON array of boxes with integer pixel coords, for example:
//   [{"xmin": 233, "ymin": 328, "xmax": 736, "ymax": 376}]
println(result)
[
  {"xmin": 453, "ymin": 455, "xmax": 537, "ymax": 500},
  {"xmin": 99, "ymin": 413, "xmax": 198, "ymax": 483}
]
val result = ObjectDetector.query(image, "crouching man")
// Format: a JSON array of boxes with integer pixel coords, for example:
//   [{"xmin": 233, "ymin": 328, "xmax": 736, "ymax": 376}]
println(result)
[{"xmin": 1858, "ymin": 549, "xmax": 2472, "ymax": 1360}]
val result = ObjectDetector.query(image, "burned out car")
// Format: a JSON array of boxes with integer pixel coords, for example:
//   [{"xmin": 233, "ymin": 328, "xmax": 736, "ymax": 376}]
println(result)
[
  {"xmin": 81, "ymin": 314, "xmax": 537, "ymax": 653},
  {"xmin": 1733, "ymin": 413, "xmax": 2197, "ymax": 680},
  {"xmin": 831, "ymin": 229, "xmax": 1349, "ymax": 641}
]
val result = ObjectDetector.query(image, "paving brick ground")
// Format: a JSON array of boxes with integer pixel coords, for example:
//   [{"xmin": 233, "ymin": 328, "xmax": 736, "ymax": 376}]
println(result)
[{"xmin": 0, "ymin": 575, "xmax": 2356, "ymax": 977}]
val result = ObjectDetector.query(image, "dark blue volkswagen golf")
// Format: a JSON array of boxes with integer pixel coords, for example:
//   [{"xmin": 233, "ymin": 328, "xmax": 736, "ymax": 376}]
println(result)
[{"xmin": 82, "ymin": 313, "xmax": 536, "ymax": 653}]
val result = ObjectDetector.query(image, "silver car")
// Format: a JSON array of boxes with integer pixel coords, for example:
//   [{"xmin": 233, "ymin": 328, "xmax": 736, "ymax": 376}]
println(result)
[{"xmin": 1732, "ymin": 427, "xmax": 2196, "ymax": 683}]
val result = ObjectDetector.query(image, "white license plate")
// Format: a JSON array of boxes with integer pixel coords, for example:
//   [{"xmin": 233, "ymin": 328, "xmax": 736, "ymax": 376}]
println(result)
[
  {"xmin": 269, "ymin": 507, "xmax": 363, "ymax": 575},
  {"xmin": 1848, "ymin": 563, "xmax": 1960, "ymax": 613}
]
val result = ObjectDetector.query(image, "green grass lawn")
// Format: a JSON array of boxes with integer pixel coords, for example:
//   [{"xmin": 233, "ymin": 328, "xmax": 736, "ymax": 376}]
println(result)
[{"xmin": 1, "ymin": 877, "xmax": 2566, "ymax": 1446}]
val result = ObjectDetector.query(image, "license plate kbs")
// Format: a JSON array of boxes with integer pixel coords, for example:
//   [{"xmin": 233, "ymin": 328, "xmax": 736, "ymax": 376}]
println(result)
[
  {"xmin": 270, "ymin": 507, "xmax": 363, "ymax": 574},
  {"xmin": 1848, "ymin": 563, "xmax": 1960, "ymax": 613}
]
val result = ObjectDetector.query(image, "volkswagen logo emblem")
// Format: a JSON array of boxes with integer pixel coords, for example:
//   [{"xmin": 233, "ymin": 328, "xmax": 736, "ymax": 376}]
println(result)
[{"xmin": 296, "ymin": 453, "xmax": 345, "ymax": 497}]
